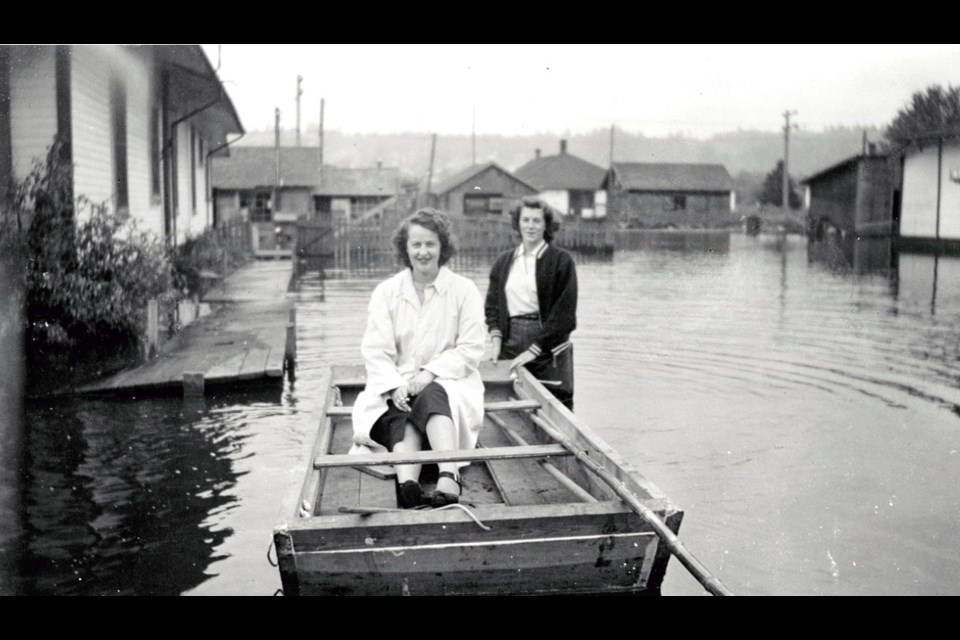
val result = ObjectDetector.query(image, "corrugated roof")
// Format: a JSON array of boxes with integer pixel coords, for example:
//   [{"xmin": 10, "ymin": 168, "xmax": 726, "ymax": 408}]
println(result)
[
  {"xmin": 431, "ymin": 162, "xmax": 537, "ymax": 195},
  {"xmin": 514, "ymin": 152, "xmax": 606, "ymax": 191},
  {"xmin": 608, "ymin": 162, "xmax": 734, "ymax": 192},
  {"xmin": 211, "ymin": 146, "xmax": 398, "ymax": 196}
]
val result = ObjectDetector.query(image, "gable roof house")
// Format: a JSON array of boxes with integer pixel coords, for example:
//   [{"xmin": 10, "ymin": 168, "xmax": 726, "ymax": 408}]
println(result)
[
  {"xmin": 0, "ymin": 45, "xmax": 244, "ymax": 246},
  {"xmin": 429, "ymin": 161, "xmax": 538, "ymax": 220},
  {"xmin": 514, "ymin": 140, "xmax": 607, "ymax": 219},
  {"xmin": 211, "ymin": 146, "xmax": 400, "ymax": 225},
  {"xmin": 602, "ymin": 162, "xmax": 736, "ymax": 228}
]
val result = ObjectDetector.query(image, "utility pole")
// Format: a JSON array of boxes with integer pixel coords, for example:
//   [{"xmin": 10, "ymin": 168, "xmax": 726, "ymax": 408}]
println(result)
[
  {"xmin": 295, "ymin": 75, "xmax": 303, "ymax": 147},
  {"xmin": 782, "ymin": 110, "xmax": 797, "ymax": 218},
  {"xmin": 609, "ymin": 124, "xmax": 615, "ymax": 167},
  {"xmin": 274, "ymin": 107, "xmax": 281, "ymax": 217},
  {"xmin": 425, "ymin": 133, "xmax": 437, "ymax": 208},
  {"xmin": 318, "ymin": 98, "xmax": 325, "ymax": 186},
  {"xmin": 471, "ymin": 106, "xmax": 476, "ymax": 166}
]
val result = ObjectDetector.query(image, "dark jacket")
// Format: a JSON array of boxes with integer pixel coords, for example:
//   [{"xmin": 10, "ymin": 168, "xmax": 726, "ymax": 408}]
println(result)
[{"xmin": 485, "ymin": 243, "xmax": 578, "ymax": 358}]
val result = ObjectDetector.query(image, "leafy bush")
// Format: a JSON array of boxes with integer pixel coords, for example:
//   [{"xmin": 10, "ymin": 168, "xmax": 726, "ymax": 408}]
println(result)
[{"xmin": 4, "ymin": 141, "xmax": 173, "ymax": 353}]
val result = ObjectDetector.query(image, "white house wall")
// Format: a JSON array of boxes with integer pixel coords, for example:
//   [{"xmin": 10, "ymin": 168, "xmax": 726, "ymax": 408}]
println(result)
[
  {"xmin": 901, "ymin": 145, "xmax": 941, "ymax": 239},
  {"xmin": 539, "ymin": 190, "xmax": 568, "ymax": 215},
  {"xmin": 174, "ymin": 124, "xmax": 193, "ymax": 243},
  {"xmin": 70, "ymin": 46, "xmax": 115, "ymax": 222},
  {"xmin": 9, "ymin": 45, "xmax": 57, "ymax": 180},
  {"xmin": 124, "ymin": 49, "xmax": 163, "ymax": 239},
  {"xmin": 938, "ymin": 144, "xmax": 960, "ymax": 239}
]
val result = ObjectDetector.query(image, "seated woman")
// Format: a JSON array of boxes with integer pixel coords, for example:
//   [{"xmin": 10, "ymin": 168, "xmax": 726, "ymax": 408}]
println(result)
[
  {"xmin": 485, "ymin": 196, "xmax": 578, "ymax": 410},
  {"xmin": 350, "ymin": 208, "xmax": 486, "ymax": 508}
]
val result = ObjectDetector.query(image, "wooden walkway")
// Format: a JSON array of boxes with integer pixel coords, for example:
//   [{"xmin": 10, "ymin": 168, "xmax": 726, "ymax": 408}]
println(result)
[{"xmin": 77, "ymin": 260, "xmax": 295, "ymax": 396}]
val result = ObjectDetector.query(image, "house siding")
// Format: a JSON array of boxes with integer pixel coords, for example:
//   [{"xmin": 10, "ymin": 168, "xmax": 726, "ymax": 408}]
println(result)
[
  {"xmin": 938, "ymin": 144, "xmax": 960, "ymax": 239},
  {"xmin": 611, "ymin": 189, "xmax": 732, "ymax": 228},
  {"xmin": 123, "ymin": 48, "xmax": 163, "ymax": 238},
  {"xmin": 174, "ymin": 123, "xmax": 197, "ymax": 243},
  {"xmin": 808, "ymin": 168, "xmax": 857, "ymax": 233},
  {"xmin": 70, "ymin": 46, "xmax": 116, "ymax": 222},
  {"xmin": 901, "ymin": 145, "xmax": 941, "ymax": 239},
  {"xmin": 215, "ymin": 190, "xmax": 243, "ymax": 225},
  {"xmin": 9, "ymin": 46, "xmax": 57, "ymax": 180},
  {"xmin": 855, "ymin": 159, "xmax": 893, "ymax": 236},
  {"xmin": 539, "ymin": 190, "xmax": 569, "ymax": 216}
]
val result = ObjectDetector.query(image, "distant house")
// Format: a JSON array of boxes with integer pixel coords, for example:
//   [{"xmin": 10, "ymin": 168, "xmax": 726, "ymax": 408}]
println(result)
[
  {"xmin": 802, "ymin": 151, "xmax": 895, "ymax": 240},
  {"xmin": 0, "ymin": 45, "xmax": 243, "ymax": 245},
  {"xmin": 211, "ymin": 146, "xmax": 399, "ymax": 226},
  {"xmin": 899, "ymin": 133, "xmax": 960, "ymax": 252},
  {"xmin": 429, "ymin": 162, "xmax": 537, "ymax": 219},
  {"xmin": 514, "ymin": 140, "xmax": 607, "ymax": 219},
  {"xmin": 602, "ymin": 162, "xmax": 735, "ymax": 228}
]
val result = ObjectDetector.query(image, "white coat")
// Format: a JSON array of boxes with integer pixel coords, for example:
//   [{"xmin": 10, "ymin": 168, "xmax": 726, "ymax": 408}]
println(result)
[{"xmin": 349, "ymin": 266, "xmax": 486, "ymax": 459}]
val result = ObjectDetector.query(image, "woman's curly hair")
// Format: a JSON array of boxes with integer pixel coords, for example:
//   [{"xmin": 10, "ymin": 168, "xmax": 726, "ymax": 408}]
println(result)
[
  {"xmin": 509, "ymin": 196, "xmax": 561, "ymax": 243},
  {"xmin": 393, "ymin": 208, "xmax": 457, "ymax": 268}
]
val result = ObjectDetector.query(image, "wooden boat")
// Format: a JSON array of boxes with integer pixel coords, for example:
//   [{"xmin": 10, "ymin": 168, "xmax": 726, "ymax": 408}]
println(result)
[{"xmin": 273, "ymin": 361, "xmax": 729, "ymax": 596}]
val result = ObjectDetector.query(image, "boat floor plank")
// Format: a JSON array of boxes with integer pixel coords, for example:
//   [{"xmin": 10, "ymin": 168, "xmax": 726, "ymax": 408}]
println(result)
[
  {"xmin": 479, "ymin": 413, "xmax": 582, "ymax": 506},
  {"xmin": 318, "ymin": 419, "xmax": 361, "ymax": 515},
  {"xmin": 358, "ymin": 471, "xmax": 397, "ymax": 510}
]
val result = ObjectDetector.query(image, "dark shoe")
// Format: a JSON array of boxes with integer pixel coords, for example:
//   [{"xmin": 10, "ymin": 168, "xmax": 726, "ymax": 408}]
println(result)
[
  {"xmin": 431, "ymin": 471, "xmax": 461, "ymax": 508},
  {"xmin": 397, "ymin": 480, "xmax": 426, "ymax": 509}
]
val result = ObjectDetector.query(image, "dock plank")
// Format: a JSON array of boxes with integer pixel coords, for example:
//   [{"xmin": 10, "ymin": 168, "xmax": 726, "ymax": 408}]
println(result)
[{"xmin": 76, "ymin": 298, "xmax": 294, "ymax": 395}]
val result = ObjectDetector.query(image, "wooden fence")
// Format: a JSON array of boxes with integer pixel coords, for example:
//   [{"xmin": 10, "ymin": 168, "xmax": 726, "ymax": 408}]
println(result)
[{"xmin": 214, "ymin": 218, "xmax": 253, "ymax": 257}]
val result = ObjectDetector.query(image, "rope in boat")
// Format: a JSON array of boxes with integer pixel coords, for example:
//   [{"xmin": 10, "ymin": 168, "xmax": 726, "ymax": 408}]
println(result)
[
  {"xmin": 431, "ymin": 503, "xmax": 492, "ymax": 530},
  {"xmin": 337, "ymin": 503, "xmax": 492, "ymax": 531},
  {"xmin": 266, "ymin": 539, "xmax": 278, "ymax": 567}
]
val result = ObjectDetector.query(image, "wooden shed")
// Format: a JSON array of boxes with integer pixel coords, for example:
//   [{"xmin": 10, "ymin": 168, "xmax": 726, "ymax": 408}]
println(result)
[
  {"xmin": 802, "ymin": 152, "xmax": 895, "ymax": 240},
  {"xmin": 602, "ymin": 162, "xmax": 735, "ymax": 228},
  {"xmin": 429, "ymin": 162, "xmax": 537, "ymax": 220}
]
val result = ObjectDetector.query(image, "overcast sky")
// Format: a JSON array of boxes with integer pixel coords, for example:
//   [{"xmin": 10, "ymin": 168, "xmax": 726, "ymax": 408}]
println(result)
[{"xmin": 200, "ymin": 44, "xmax": 960, "ymax": 139}]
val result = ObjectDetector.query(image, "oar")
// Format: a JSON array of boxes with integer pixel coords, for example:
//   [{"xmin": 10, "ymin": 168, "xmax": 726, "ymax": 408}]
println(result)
[{"xmin": 526, "ymin": 410, "xmax": 734, "ymax": 597}]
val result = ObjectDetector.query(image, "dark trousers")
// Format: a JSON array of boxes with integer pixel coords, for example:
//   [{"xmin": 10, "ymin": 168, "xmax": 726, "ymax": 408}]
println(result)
[{"xmin": 501, "ymin": 317, "xmax": 574, "ymax": 411}]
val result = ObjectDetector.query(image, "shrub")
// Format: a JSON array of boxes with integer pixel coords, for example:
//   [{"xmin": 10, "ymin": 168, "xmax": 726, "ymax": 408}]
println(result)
[{"xmin": 5, "ymin": 140, "xmax": 173, "ymax": 353}]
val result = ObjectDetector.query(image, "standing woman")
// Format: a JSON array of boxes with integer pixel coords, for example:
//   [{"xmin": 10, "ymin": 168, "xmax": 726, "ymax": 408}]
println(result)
[
  {"xmin": 486, "ymin": 197, "xmax": 577, "ymax": 410},
  {"xmin": 350, "ymin": 209, "xmax": 486, "ymax": 508}
]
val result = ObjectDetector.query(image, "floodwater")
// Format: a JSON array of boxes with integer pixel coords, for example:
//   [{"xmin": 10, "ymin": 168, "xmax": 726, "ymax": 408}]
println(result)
[{"xmin": 6, "ymin": 232, "xmax": 960, "ymax": 595}]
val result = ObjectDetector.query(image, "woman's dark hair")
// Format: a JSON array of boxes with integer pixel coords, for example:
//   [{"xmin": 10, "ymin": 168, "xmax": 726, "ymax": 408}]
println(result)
[
  {"xmin": 393, "ymin": 208, "xmax": 457, "ymax": 268},
  {"xmin": 509, "ymin": 196, "xmax": 561, "ymax": 243}
]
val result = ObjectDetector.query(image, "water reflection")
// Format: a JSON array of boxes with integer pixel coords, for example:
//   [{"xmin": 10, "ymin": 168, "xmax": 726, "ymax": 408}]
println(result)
[{"xmin": 18, "ymin": 389, "xmax": 283, "ymax": 595}]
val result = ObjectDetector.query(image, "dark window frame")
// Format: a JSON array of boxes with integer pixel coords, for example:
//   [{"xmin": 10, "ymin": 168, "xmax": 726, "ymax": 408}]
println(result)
[{"xmin": 109, "ymin": 72, "xmax": 129, "ymax": 213}]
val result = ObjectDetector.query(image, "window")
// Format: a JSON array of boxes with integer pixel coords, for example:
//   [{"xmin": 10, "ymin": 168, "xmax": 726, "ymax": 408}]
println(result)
[
  {"xmin": 149, "ymin": 106, "xmax": 161, "ymax": 203},
  {"xmin": 190, "ymin": 126, "xmax": 197, "ymax": 214},
  {"xmin": 463, "ymin": 193, "xmax": 503, "ymax": 215},
  {"xmin": 110, "ymin": 73, "xmax": 128, "ymax": 213},
  {"xmin": 568, "ymin": 189, "xmax": 595, "ymax": 216},
  {"xmin": 249, "ymin": 190, "xmax": 273, "ymax": 222},
  {"xmin": 672, "ymin": 194, "xmax": 687, "ymax": 211}
]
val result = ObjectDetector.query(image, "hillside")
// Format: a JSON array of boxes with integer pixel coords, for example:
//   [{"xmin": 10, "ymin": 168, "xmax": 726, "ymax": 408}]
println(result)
[{"xmin": 232, "ymin": 125, "xmax": 885, "ymax": 203}]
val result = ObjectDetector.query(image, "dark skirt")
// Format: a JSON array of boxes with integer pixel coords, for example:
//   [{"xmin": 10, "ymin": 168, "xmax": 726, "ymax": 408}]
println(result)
[
  {"xmin": 369, "ymin": 381, "xmax": 452, "ymax": 451},
  {"xmin": 502, "ymin": 316, "xmax": 575, "ymax": 410}
]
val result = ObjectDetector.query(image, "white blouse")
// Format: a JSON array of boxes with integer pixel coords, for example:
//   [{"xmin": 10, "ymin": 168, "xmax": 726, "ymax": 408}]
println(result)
[{"xmin": 504, "ymin": 241, "xmax": 546, "ymax": 317}]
